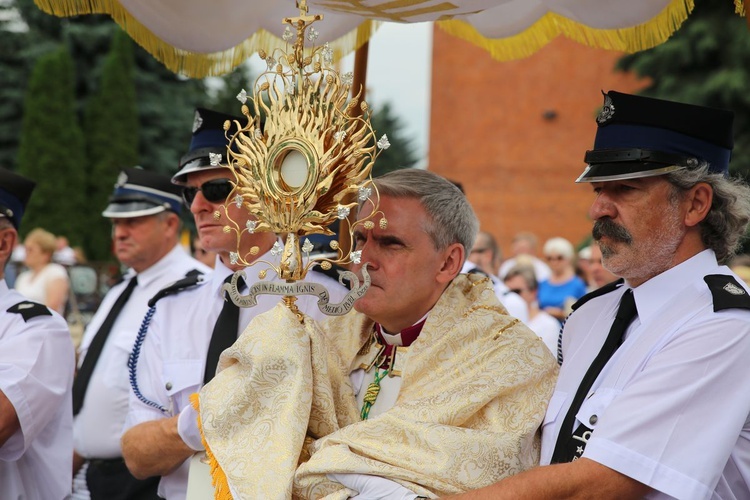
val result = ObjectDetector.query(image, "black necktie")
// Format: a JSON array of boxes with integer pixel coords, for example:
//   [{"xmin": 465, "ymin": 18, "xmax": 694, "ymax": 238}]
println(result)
[
  {"xmin": 72, "ymin": 275, "xmax": 138, "ymax": 415},
  {"xmin": 551, "ymin": 289, "xmax": 637, "ymax": 463},
  {"xmin": 204, "ymin": 274, "xmax": 245, "ymax": 384}
]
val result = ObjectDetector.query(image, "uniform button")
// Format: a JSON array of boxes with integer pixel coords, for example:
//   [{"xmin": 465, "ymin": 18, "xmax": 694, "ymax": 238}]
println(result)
[
  {"xmin": 165, "ymin": 382, "xmax": 173, "ymax": 390},
  {"xmin": 589, "ymin": 415, "xmax": 598, "ymax": 425}
]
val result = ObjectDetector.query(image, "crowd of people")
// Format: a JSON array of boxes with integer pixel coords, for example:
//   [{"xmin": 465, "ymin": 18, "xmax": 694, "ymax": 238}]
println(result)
[{"xmin": 1, "ymin": 88, "xmax": 750, "ymax": 500}]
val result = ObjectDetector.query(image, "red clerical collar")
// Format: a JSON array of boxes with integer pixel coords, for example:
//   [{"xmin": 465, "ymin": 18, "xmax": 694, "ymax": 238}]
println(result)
[{"xmin": 375, "ymin": 318, "xmax": 426, "ymax": 348}]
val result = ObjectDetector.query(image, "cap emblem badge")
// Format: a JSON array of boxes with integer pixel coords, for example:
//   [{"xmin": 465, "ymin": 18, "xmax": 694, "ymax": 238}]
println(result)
[
  {"xmin": 116, "ymin": 171, "xmax": 128, "ymax": 187},
  {"xmin": 192, "ymin": 110, "xmax": 203, "ymax": 133},
  {"xmin": 596, "ymin": 94, "xmax": 616, "ymax": 125}
]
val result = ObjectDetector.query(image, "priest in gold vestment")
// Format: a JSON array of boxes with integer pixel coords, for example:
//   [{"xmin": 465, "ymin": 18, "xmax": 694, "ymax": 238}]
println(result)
[{"xmin": 194, "ymin": 169, "xmax": 558, "ymax": 499}]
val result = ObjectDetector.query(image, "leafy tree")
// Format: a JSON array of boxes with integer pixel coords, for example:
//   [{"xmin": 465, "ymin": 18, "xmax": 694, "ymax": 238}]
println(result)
[
  {"xmin": 617, "ymin": 0, "xmax": 750, "ymax": 180},
  {"xmin": 83, "ymin": 28, "xmax": 139, "ymax": 260},
  {"xmin": 1, "ymin": 0, "xmax": 208, "ymax": 175},
  {"xmin": 207, "ymin": 63, "xmax": 256, "ymax": 117},
  {"xmin": 369, "ymin": 102, "xmax": 418, "ymax": 177},
  {"xmin": 16, "ymin": 46, "xmax": 87, "ymax": 244}
]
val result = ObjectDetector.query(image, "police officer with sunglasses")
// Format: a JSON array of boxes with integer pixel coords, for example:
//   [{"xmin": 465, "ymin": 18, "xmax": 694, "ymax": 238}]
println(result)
[{"xmin": 121, "ymin": 108, "xmax": 348, "ymax": 500}]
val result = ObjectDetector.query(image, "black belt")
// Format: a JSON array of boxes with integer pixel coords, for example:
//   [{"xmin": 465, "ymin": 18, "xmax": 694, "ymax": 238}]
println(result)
[{"xmin": 88, "ymin": 457, "xmax": 127, "ymax": 474}]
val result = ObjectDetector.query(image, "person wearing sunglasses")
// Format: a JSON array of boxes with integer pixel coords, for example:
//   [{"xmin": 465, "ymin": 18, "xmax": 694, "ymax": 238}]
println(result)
[
  {"xmin": 503, "ymin": 264, "xmax": 559, "ymax": 355},
  {"xmin": 121, "ymin": 108, "xmax": 348, "ymax": 500}
]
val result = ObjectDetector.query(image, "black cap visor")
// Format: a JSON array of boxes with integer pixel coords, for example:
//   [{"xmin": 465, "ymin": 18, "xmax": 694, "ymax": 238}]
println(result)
[
  {"xmin": 576, "ymin": 148, "xmax": 696, "ymax": 183},
  {"xmin": 102, "ymin": 197, "xmax": 171, "ymax": 218},
  {"xmin": 172, "ymin": 147, "xmax": 230, "ymax": 185}
]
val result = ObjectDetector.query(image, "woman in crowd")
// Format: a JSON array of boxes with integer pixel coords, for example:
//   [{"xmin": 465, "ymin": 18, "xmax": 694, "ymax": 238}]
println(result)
[
  {"xmin": 537, "ymin": 236, "xmax": 586, "ymax": 323},
  {"xmin": 504, "ymin": 264, "xmax": 559, "ymax": 354},
  {"xmin": 15, "ymin": 227, "xmax": 70, "ymax": 315}
]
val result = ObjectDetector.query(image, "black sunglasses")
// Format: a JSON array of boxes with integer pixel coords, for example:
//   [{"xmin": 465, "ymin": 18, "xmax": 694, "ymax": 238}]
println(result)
[{"xmin": 182, "ymin": 179, "xmax": 234, "ymax": 207}]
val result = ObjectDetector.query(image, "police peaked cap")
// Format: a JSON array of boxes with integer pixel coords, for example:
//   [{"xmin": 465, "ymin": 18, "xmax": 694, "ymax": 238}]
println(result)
[
  {"xmin": 102, "ymin": 167, "xmax": 183, "ymax": 218},
  {"xmin": 172, "ymin": 108, "xmax": 245, "ymax": 185},
  {"xmin": 577, "ymin": 90, "xmax": 734, "ymax": 183},
  {"xmin": 0, "ymin": 167, "xmax": 35, "ymax": 230}
]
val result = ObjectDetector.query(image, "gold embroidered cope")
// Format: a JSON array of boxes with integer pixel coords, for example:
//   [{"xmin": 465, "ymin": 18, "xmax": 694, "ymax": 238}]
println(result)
[{"xmin": 195, "ymin": 273, "xmax": 558, "ymax": 498}]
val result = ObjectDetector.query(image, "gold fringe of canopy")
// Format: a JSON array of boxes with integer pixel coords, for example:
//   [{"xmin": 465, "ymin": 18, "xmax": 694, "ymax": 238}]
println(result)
[{"xmin": 33, "ymin": 0, "xmax": 747, "ymax": 78}]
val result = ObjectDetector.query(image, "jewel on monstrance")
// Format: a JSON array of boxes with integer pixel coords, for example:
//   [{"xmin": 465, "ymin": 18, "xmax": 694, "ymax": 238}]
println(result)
[
  {"xmin": 358, "ymin": 186, "xmax": 372, "ymax": 201},
  {"xmin": 379, "ymin": 218, "xmax": 388, "ymax": 229},
  {"xmin": 329, "ymin": 240, "xmax": 340, "ymax": 250},
  {"xmin": 307, "ymin": 27, "xmax": 319, "ymax": 42},
  {"xmin": 222, "ymin": 226, "xmax": 231, "ymax": 233},
  {"xmin": 250, "ymin": 246, "xmax": 259, "ymax": 256},
  {"xmin": 209, "ymin": 152, "xmax": 222, "ymax": 166},
  {"xmin": 282, "ymin": 26, "xmax": 293, "ymax": 42},
  {"xmin": 271, "ymin": 241, "xmax": 283, "ymax": 256},
  {"xmin": 322, "ymin": 42, "xmax": 333, "ymax": 64},
  {"xmin": 229, "ymin": 252, "xmax": 239, "ymax": 265},
  {"xmin": 377, "ymin": 135, "xmax": 390, "ymax": 150},
  {"xmin": 320, "ymin": 261, "xmax": 332, "ymax": 270},
  {"xmin": 351, "ymin": 250, "xmax": 362, "ymax": 264},
  {"xmin": 266, "ymin": 56, "xmax": 276, "ymax": 70},
  {"xmin": 363, "ymin": 221, "xmax": 374, "ymax": 230},
  {"xmin": 302, "ymin": 238, "xmax": 314, "ymax": 254},
  {"xmin": 245, "ymin": 220, "xmax": 257, "ymax": 233},
  {"xmin": 233, "ymin": 195, "xmax": 243, "ymax": 208},
  {"xmin": 342, "ymin": 72, "xmax": 354, "ymax": 86},
  {"xmin": 337, "ymin": 206, "xmax": 350, "ymax": 219},
  {"xmin": 236, "ymin": 89, "xmax": 247, "ymax": 104},
  {"xmin": 334, "ymin": 130, "xmax": 346, "ymax": 142}
]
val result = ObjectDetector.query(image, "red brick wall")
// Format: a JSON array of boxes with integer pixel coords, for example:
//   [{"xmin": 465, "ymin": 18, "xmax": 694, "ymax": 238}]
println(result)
[{"xmin": 429, "ymin": 28, "xmax": 648, "ymax": 256}]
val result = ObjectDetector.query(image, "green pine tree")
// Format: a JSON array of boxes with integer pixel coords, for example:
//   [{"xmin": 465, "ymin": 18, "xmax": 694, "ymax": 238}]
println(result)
[
  {"xmin": 83, "ymin": 28, "xmax": 139, "ymax": 261},
  {"xmin": 1, "ymin": 0, "xmax": 208, "ymax": 175},
  {"xmin": 16, "ymin": 46, "xmax": 87, "ymax": 245},
  {"xmin": 617, "ymin": 0, "xmax": 750, "ymax": 180},
  {"xmin": 369, "ymin": 102, "xmax": 418, "ymax": 177}
]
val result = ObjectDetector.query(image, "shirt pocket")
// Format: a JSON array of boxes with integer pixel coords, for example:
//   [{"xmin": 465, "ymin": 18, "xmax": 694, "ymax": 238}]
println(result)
[
  {"xmin": 576, "ymin": 387, "xmax": 621, "ymax": 432},
  {"xmin": 162, "ymin": 359, "xmax": 203, "ymax": 414},
  {"xmin": 540, "ymin": 390, "xmax": 569, "ymax": 462},
  {"xmin": 103, "ymin": 331, "xmax": 140, "ymax": 390}
]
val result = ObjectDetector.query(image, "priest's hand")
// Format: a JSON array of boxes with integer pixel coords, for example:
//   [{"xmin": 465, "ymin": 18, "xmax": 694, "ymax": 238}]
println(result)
[{"xmin": 328, "ymin": 473, "xmax": 420, "ymax": 500}]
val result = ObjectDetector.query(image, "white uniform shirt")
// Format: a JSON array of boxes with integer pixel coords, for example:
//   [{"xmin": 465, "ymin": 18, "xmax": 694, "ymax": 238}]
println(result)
[
  {"xmin": 542, "ymin": 250, "xmax": 750, "ymax": 499},
  {"xmin": 124, "ymin": 250, "xmax": 349, "ymax": 500},
  {"xmin": 0, "ymin": 279, "xmax": 75, "ymax": 500},
  {"xmin": 74, "ymin": 245, "xmax": 210, "ymax": 458}
]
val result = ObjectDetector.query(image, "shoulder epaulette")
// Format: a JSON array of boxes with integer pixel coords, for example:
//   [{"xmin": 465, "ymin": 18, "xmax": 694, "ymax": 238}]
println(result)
[
  {"xmin": 310, "ymin": 262, "xmax": 351, "ymax": 289},
  {"xmin": 7, "ymin": 301, "xmax": 52, "ymax": 322},
  {"xmin": 147, "ymin": 273, "xmax": 205, "ymax": 307},
  {"xmin": 704, "ymin": 274, "xmax": 750, "ymax": 312},
  {"xmin": 570, "ymin": 278, "xmax": 624, "ymax": 312}
]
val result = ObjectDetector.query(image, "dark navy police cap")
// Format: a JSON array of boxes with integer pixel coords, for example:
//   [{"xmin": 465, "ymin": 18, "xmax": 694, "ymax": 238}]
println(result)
[
  {"xmin": 577, "ymin": 91, "xmax": 734, "ymax": 183},
  {"xmin": 172, "ymin": 108, "xmax": 244, "ymax": 185},
  {"xmin": 102, "ymin": 167, "xmax": 183, "ymax": 218},
  {"xmin": 0, "ymin": 167, "xmax": 35, "ymax": 230}
]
